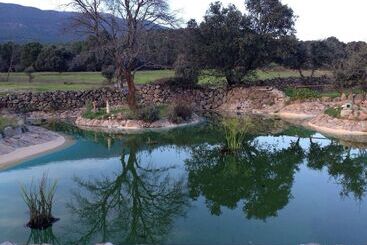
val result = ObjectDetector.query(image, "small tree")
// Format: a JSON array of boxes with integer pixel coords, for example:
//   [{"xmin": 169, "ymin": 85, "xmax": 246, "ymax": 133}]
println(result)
[
  {"xmin": 24, "ymin": 66, "xmax": 35, "ymax": 83},
  {"xmin": 20, "ymin": 42, "xmax": 43, "ymax": 68},
  {"xmin": 174, "ymin": 54, "xmax": 199, "ymax": 85},
  {"xmin": 101, "ymin": 65, "xmax": 115, "ymax": 83},
  {"xmin": 333, "ymin": 43, "xmax": 367, "ymax": 88}
]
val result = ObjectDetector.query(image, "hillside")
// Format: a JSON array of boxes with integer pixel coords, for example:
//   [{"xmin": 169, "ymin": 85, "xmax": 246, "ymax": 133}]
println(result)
[{"xmin": 0, "ymin": 3, "xmax": 83, "ymax": 43}]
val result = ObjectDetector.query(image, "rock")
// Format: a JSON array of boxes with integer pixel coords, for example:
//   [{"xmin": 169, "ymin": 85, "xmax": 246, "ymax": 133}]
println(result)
[
  {"xmin": 348, "ymin": 113, "xmax": 356, "ymax": 120},
  {"xmin": 359, "ymin": 111, "xmax": 367, "ymax": 121},
  {"xmin": 340, "ymin": 93, "xmax": 347, "ymax": 101},
  {"xmin": 0, "ymin": 242, "xmax": 16, "ymax": 245},
  {"xmin": 361, "ymin": 122, "xmax": 367, "ymax": 132},
  {"xmin": 125, "ymin": 120, "xmax": 141, "ymax": 128},
  {"xmin": 354, "ymin": 94, "xmax": 365, "ymax": 104},
  {"xmin": 348, "ymin": 93, "xmax": 355, "ymax": 101},
  {"xmin": 321, "ymin": 96, "xmax": 331, "ymax": 102},
  {"xmin": 340, "ymin": 109, "xmax": 353, "ymax": 119},
  {"xmin": 2, "ymin": 126, "xmax": 16, "ymax": 138}
]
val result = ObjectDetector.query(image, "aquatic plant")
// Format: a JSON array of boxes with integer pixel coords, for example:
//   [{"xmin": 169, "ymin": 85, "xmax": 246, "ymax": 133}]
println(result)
[
  {"xmin": 221, "ymin": 117, "xmax": 254, "ymax": 151},
  {"xmin": 20, "ymin": 174, "xmax": 58, "ymax": 229}
]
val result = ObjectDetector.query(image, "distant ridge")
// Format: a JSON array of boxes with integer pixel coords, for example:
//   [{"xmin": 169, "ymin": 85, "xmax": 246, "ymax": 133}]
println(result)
[{"xmin": 0, "ymin": 3, "xmax": 84, "ymax": 43}]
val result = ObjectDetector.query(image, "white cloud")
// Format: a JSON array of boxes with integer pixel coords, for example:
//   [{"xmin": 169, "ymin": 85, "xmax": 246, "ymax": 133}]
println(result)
[{"xmin": 2, "ymin": 0, "xmax": 366, "ymax": 42}]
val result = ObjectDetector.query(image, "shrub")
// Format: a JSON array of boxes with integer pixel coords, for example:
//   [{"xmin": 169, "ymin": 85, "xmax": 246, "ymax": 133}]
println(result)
[
  {"xmin": 285, "ymin": 88, "xmax": 320, "ymax": 100},
  {"xmin": 24, "ymin": 66, "xmax": 35, "ymax": 83},
  {"xmin": 0, "ymin": 116, "xmax": 17, "ymax": 133},
  {"xmin": 85, "ymin": 100, "xmax": 93, "ymax": 112},
  {"xmin": 101, "ymin": 65, "xmax": 115, "ymax": 83},
  {"xmin": 174, "ymin": 54, "xmax": 199, "ymax": 86},
  {"xmin": 20, "ymin": 174, "xmax": 58, "ymax": 229},
  {"xmin": 325, "ymin": 106, "xmax": 342, "ymax": 118},
  {"xmin": 136, "ymin": 106, "xmax": 160, "ymax": 122},
  {"xmin": 168, "ymin": 103, "xmax": 193, "ymax": 124},
  {"xmin": 82, "ymin": 101, "xmax": 108, "ymax": 120},
  {"xmin": 83, "ymin": 109, "xmax": 108, "ymax": 120}
]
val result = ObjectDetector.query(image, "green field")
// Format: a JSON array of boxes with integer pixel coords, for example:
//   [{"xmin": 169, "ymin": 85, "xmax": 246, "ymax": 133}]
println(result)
[
  {"xmin": 0, "ymin": 70, "xmax": 175, "ymax": 93},
  {"xmin": 0, "ymin": 69, "xmax": 331, "ymax": 93}
]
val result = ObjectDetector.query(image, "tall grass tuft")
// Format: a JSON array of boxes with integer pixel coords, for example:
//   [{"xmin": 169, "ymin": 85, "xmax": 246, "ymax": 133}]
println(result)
[
  {"xmin": 20, "ymin": 174, "xmax": 58, "ymax": 229},
  {"xmin": 222, "ymin": 118, "xmax": 254, "ymax": 152}
]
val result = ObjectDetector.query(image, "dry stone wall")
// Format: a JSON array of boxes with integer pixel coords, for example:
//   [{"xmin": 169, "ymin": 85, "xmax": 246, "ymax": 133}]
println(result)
[
  {"xmin": 0, "ymin": 84, "xmax": 284, "ymax": 113},
  {"xmin": 0, "ymin": 88, "xmax": 126, "ymax": 112}
]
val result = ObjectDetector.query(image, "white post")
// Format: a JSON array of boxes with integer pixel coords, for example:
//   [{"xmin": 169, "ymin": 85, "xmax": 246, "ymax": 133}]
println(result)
[{"xmin": 106, "ymin": 100, "xmax": 111, "ymax": 114}]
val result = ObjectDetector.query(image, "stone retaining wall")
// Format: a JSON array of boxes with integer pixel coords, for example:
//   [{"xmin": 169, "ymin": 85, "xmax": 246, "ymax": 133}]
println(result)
[
  {"xmin": 0, "ymin": 88, "xmax": 126, "ymax": 112},
  {"xmin": 139, "ymin": 84, "xmax": 227, "ymax": 110},
  {"xmin": 0, "ymin": 77, "xmax": 335, "ymax": 113},
  {"xmin": 251, "ymin": 76, "xmax": 334, "ymax": 90},
  {"xmin": 0, "ymin": 85, "xmax": 227, "ymax": 113}
]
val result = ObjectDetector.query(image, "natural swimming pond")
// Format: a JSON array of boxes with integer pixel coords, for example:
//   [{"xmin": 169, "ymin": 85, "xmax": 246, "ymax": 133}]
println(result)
[{"xmin": 1, "ymin": 117, "xmax": 367, "ymax": 245}]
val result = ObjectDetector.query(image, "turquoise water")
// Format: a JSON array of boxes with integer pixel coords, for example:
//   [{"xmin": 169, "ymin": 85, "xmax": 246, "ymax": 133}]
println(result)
[{"xmin": 1, "ymin": 119, "xmax": 367, "ymax": 245}]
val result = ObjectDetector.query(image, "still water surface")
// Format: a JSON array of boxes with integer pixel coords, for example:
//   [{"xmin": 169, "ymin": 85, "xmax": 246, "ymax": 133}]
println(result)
[{"xmin": 1, "ymin": 119, "xmax": 367, "ymax": 245}]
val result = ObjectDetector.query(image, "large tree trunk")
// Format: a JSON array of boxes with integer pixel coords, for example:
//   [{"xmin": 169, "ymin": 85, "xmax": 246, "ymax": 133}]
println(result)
[
  {"xmin": 115, "ymin": 65, "xmax": 125, "ymax": 89},
  {"xmin": 125, "ymin": 69, "xmax": 137, "ymax": 109}
]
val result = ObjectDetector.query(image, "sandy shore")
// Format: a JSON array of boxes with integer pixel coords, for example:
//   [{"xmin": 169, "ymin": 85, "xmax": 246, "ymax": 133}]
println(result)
[
  {"xmin": 274, "ymin": 112, "xmax": 317, "ymax": 120},
  {"xmin": 0, "ymin": 133, "xmax": 72, "ymax": 170},
  {"xmin": 307, "ymin": 121, "xmax": 367, "ymax": 143},
  {"xmin": 75, "ymin": 114, "xmax": 205, "ymax": 134}
]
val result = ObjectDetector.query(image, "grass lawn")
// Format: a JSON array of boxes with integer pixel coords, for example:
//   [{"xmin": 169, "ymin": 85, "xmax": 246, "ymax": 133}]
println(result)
[
  {"xmin": 0, "ymin": 70, "xmax": 175, "ymax": 93},
  {"xmin": 0, "ymin": 69, "xmax": 331, "ymax": 93}
]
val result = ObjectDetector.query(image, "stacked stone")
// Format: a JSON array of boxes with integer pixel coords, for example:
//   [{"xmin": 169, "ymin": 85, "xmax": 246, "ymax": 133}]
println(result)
[{"xmin": 0, "ymin": 88, "xmax": 126, "ymax": 112}]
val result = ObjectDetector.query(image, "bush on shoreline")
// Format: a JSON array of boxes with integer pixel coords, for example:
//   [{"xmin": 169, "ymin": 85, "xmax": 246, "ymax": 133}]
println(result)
[
  {"xmin": 168, "ymin": 102, "xmax": 193, "ymax": 124},
  {"xmin": 284, "ymin": 88, "xmax": 321, "ymax": 100},
  {"xmin": 324, "ymin": 106, "xmax": 342, "ymax": 118},
  {"xmin": 0, "ymin": 116, "xmax": 17, "ymax": 133},
  {"xmin": 135, "ymin": 106, "xmax": 161, "ymax": 123}
]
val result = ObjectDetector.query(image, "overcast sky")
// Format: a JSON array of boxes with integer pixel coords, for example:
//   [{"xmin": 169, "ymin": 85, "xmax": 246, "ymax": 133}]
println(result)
[{"xmin": 2, "ymin": 0, "xmax": 367, "ymax": 42}]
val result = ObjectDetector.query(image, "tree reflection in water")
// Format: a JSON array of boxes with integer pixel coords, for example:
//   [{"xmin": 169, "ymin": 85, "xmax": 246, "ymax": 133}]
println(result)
[
  {"xmin": 186, "ymin": 138, "xmax": 305, "ymax": 220},
  {"xmin": 65, "ymin": 120, "xmax": 367, "ymax": 243},
  {"xmin": 68, "ymin": 139, "xmax": 189, "ymax": 245},
  {"xmin": 27, "ymin": 227, "xmax": 60, "ymax": 245},
  {"xmin": 308, "ymin": 140, "xmax": 367, "ymax": 200}
]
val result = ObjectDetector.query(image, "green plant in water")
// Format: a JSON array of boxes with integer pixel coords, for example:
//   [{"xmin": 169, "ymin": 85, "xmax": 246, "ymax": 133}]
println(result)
[
  {"xmin": 20, "ymin": 174, "xmax": 58, "ymax": 229},
  {"xmin": 222, "ymin": 118, "xmax": 254, "ymax": 151}
]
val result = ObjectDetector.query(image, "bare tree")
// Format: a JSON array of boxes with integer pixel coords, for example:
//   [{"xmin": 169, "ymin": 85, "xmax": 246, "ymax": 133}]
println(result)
[{"xmin": 68, "ymin": 0, "xmax": 177, "ymax": 108}]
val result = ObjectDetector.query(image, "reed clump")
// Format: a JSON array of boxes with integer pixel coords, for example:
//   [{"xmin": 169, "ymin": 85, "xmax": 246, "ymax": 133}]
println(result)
[
  {"xmin": 21, "ymin": 174, "xmax": 58, "ymax": 229},
  {"xmin": 222, "ymin": 118, "xmax": 254, "ymax": 152}
]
